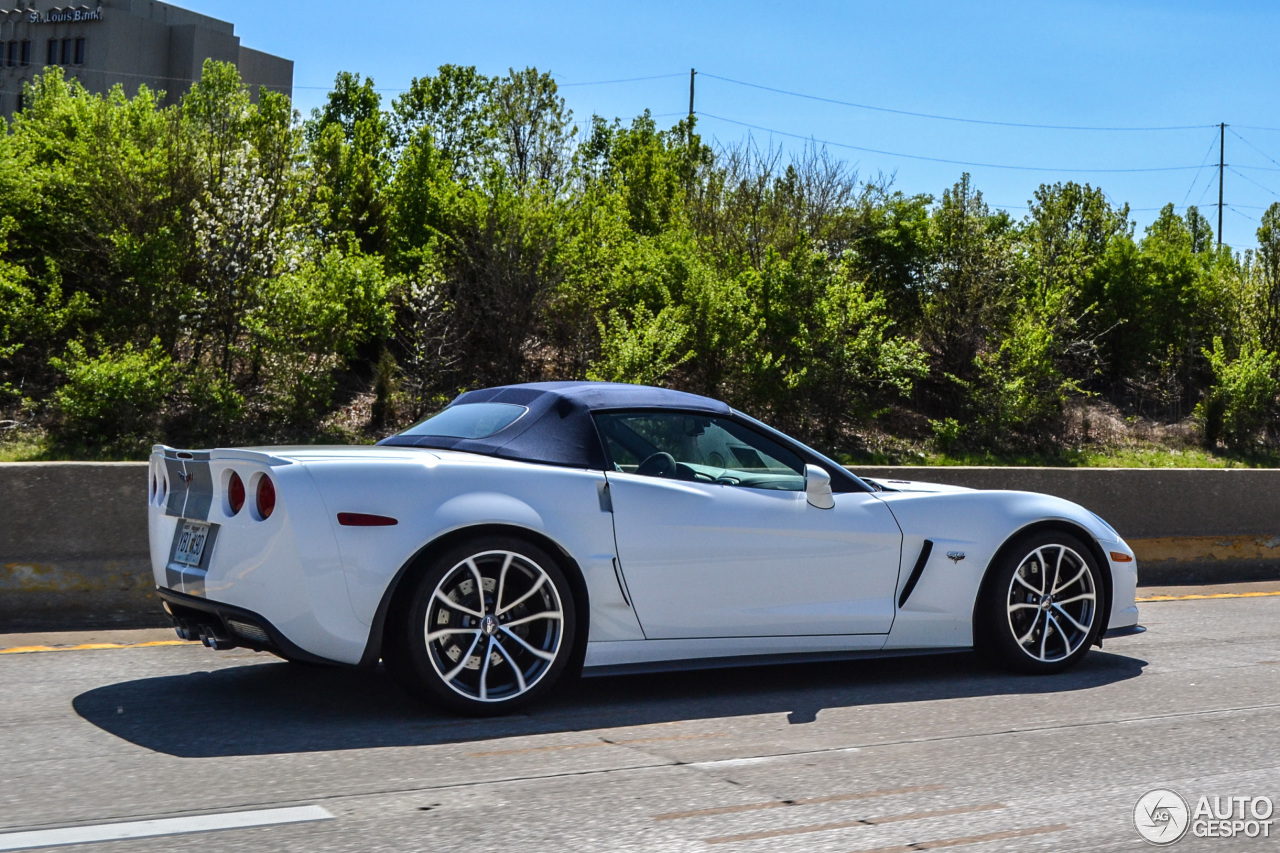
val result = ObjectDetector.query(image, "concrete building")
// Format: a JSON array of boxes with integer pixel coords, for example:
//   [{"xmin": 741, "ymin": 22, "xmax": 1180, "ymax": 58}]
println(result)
[{"xmin": 0, "ymin": 0, "xmax": 292, "ymax": 119}]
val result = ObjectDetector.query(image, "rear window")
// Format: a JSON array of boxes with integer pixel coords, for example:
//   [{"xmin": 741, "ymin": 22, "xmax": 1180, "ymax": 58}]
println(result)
[{"xmin": 398, "ymin": 403, "xmax": 528, "ymax": 439}]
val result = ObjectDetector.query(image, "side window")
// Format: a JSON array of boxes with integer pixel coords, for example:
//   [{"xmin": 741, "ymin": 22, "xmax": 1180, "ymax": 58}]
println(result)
[{"xmin": 595, "ymin": 412, "xmax": 805, "ymax": 491}]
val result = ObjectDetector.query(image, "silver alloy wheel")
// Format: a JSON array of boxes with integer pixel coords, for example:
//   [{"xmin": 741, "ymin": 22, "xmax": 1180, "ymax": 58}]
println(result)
[
  {"xmin": 424, "ymin": 549, "xmax": 565, "ymax": 703},
  {"xmin": 1005, "ymin": 544, "xmax": 1097, "ymax": 663}
]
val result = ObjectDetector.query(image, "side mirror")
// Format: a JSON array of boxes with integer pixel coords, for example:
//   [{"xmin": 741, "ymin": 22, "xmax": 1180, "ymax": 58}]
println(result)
[{"xmin": 804, "ymin": 464, "xmax": 834, "ymax": 509}]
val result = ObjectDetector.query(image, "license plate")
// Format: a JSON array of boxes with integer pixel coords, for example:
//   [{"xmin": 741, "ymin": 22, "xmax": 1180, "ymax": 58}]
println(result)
[{"xmin": 174, "ymin": 521, "xmax": 211, "ymax": 567}]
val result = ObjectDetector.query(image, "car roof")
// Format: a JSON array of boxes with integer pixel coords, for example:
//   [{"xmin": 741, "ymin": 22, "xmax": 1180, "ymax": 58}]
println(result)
[
  {"xmin": 455, "ymin": 381, "xmax": 732, "ymax": 414},
  {"xmin": 378, "ymin": 381, "xmax": 730, "ymax": 468}
]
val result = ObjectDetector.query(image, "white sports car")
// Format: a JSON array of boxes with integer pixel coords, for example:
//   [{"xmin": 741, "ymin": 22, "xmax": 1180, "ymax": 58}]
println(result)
[{"xmin": 148, "ymin": 381, "xmax": 1142, "ymax": 713}]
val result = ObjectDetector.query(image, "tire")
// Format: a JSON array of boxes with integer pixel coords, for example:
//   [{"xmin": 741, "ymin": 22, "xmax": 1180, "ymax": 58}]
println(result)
[
  {"xmin": 384, "ymin": 536, "xmax": 576, "ymax": 714},
  {"xmin": 975, "ymin": 531, "xmax": 1103, "ymax": 674}
]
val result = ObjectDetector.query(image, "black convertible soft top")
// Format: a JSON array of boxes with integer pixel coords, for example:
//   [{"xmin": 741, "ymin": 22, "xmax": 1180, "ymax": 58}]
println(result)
[{"xmin": 378, "ymin": 381, "xmax": 731, "ymax": 469}]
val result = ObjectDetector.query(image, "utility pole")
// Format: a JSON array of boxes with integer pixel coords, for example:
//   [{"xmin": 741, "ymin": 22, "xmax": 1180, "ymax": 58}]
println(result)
[
  {"xmin": 688, "ymin": 68, "xmax": 696, "ymax": 123},
  {"xmin": 687, "ymin": 68, "xmax": 697, "ymax": 148},
  {"xmin": 1218, "ymin": 121, "xmax": 1226, "ymax": 249}
]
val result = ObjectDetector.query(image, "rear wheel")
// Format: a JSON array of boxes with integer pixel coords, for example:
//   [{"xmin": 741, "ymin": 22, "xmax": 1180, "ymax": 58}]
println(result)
[
  {"xmin": 385, "ymin": 536, "xmax": 576, "ymax": 714},
  {"xmin": 976, "ymin": 531, "xmax": 1103, "ymax": 674}
]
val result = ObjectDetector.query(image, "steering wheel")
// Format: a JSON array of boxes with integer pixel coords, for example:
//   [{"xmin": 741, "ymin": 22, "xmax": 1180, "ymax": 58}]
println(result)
[{"xmin": 636, "ymin": 451, "xmax": 677, "ymax": 478}]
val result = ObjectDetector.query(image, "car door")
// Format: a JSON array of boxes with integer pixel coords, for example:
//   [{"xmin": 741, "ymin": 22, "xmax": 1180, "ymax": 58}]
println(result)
[{"xmin": 598, "ymin": 411, "xmax": 903, "ymax": 639}]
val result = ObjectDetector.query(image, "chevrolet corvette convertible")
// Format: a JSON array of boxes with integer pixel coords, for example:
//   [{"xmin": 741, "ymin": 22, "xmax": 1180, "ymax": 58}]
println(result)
[{"xmin": 148, "ymin": 381, "xmax": 1141, "ymax": 713}]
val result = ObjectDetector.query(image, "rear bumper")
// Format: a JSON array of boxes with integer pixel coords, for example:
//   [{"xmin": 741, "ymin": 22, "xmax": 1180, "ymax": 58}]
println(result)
[{"xmin": 157, "ymin": 588, "xmax": 337, "ymax": 666}]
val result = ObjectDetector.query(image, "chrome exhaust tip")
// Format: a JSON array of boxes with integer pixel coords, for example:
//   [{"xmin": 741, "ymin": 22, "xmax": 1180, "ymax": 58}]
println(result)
[{"xmin": 198, "ymin": 626, "xmax": 236, "ymax": 651}]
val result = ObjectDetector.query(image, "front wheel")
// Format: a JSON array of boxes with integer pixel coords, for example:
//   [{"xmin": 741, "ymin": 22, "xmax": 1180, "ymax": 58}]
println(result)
[
  {"xmin": 975, "ymin": 531, "xmax": 1103, "ymax": 674},
  {"xmin": 385, "ymin": 537, "xmax": 576, "ymax": 714}
]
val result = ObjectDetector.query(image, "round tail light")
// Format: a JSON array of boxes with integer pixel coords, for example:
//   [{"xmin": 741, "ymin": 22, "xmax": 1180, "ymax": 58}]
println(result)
[
  {"xmin": 256, "ymin": 475, "xmax": 276, "ymax": 520},
  {"xmin": 228, "ymin": 472, "xmax": 245, "ymax": 515}
]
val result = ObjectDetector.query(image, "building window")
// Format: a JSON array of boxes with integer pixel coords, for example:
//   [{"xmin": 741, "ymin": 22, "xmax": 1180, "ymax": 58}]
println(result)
[
  {"xmin": 74, "ymin": 38, "xmax": 85, "ymax": 66},
  {"xmin": 61, "ymin": 38, "xmax": 71, "ymax": 65},
  {"xmin": 46, "ymin": 38, "xmax": 57, "ymax": 66},
  {"xmin": 21, "ymin": 40, "xmax": 31, "ymax": 67},
  {"xmin": 5, "ymin": 42, "xmax": 14, "ymax": 69}
]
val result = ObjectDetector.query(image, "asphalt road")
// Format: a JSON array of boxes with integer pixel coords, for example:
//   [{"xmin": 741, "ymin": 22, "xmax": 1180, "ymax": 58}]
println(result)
[{"xmin": 2, "ymin": 591, "xmax": 1279, "ymax": 852}]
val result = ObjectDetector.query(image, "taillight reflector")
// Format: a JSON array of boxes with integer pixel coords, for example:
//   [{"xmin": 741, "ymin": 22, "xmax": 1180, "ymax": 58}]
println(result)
[
  {"xmin": 337, "ymin": 512, "xmax": 398, "ymax": 527},
  {"xmin": 228, "ymin": 472, "xmax": 245, "ymax": 515},
  {"xmin": 256, "ymin": 475, "xmax": 276, "ymax": 520}
]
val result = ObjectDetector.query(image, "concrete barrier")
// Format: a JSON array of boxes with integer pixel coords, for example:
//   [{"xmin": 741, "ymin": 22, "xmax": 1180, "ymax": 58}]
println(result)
[
  {"xmin": 2, "ymin": 462, "xmax": 1279, "ymax": 630},
  {"xmin": 1, "ymin": 463, "xmax": 160, "ymax": 631}
]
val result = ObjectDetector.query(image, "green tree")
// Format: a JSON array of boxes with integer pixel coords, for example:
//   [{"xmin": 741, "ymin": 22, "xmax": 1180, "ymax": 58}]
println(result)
[
  {"xmin": 922, "ymin": 174, "xmax": 1018, "ymax": 389},
  {"xmin": 391, "ymin": 64, "xmax": 495, "ymax": 179},
  {"xmin": 490, "ymin": 68, "xmax": 573, "ymax": 191},
  {"xmin": 307, "ymin": 72, "xmax": 390, "ymax": 253},
  {"xmin": 248, "ymin": 248, "xmax": 393, "ymax": 425}
]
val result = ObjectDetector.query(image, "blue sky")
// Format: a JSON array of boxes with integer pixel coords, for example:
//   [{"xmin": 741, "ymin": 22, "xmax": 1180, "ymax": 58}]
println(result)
[{"xmin": 178, "ymin": 0, "xmax": 1280, "ymax": 249}]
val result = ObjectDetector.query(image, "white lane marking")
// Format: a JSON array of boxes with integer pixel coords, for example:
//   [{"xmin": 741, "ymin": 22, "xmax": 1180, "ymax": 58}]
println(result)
[
  {"xmin": 0, "ymin": 805, "xmax": 333, "ymax": 851},
  {"xmin": 688, "ymin": 747, "xmax": 860, "ymax": 768}
]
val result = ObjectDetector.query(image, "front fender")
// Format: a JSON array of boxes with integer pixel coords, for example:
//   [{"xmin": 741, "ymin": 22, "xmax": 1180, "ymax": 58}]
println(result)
[{"xmin": 877, "ymin": 490, "xmax": 1136, "ymax": 649}]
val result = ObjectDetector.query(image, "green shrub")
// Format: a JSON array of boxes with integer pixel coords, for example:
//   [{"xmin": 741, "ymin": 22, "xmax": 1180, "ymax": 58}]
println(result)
[
  {"xmin": 587, "ymin": 304, "xmax": 691, "ymax": 386},
  {"xmin": 1197, "ymin": 337, "xmax": 1280, "ymax": 450},
  {"xmin": 248, "ymin": 248, "xmax": 393, "ymax": 424},
  {"xmin": 179, "ymin": 366, "xmax": 245, "ymax": 445},
  {"xmin": 965, "ymin": 311, "xmax": 1083, "ymax": 447},
  {"xmin": 49, "ymin": 340, "xmax": 174, "ymax": 453},
  {"xmin": 930, "ymin": 417, "xmax": 963, "ymax": 452}
]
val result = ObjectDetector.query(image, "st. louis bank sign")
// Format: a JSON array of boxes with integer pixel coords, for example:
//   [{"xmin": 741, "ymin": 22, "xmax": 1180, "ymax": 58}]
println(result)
[{"xmin": 29, "ymin": 5, "xmax": 104, "ymax": 24}]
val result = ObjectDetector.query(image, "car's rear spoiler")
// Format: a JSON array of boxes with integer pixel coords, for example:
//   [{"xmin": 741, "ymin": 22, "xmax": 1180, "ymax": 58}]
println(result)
[{"xmin": 152, "ymin": 445, "xmax": 295, "ymax": 466}]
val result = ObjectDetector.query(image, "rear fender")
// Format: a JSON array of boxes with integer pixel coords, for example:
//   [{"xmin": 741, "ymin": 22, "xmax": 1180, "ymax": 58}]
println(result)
[{"xmin": 147, "ymin": 446, "xmax": 366, "ymax": 664}]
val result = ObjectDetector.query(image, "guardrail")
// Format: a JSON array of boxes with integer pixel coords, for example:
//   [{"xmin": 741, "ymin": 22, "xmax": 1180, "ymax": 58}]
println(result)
[{"xmin": 3, "ymin": 462, "xmax": 1279, "ymax": 630}]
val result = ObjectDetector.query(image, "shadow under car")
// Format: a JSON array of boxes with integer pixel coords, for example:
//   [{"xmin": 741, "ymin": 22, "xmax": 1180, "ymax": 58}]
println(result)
[{"xmin": 72, "ymin": 648, "xmax": 1148, "ymax": 758}]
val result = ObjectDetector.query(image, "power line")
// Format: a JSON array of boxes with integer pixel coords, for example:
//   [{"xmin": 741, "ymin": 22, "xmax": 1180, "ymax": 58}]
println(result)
[
  {"xmin": 1228, "ymin": 166, "xmax": 1280, "ymax": 200},
  {"xmin": 993, "ymin": 202, "xmax": 1204, "ymax": 212},
  {"xmin": 292, "ymin": 83, "xmax": 408, "ymax": 93},
  {"xmin": 554, "ymin": 73, "xmax": 686, "ymax": 87},
  {"xmin": 1228, "ymin": 206, "xmax": 1261, "ymax": 224},
  {"xmin": 699, "ymin": 112, "xmax": 1208, "ymax": 173},
  {"xmin": 1182, "ymin": 131, "xmax": 1221, "ymax": 206},
  {"xmin": 1196, "ymin": 172, "xmax": 1217, "ymax": 208},
  {"xmin": 2, "ymin": 64, "xmax": 415, "ymax": 94},
  {"xmin": 14, "ymin": 66, "xmax": 687, "ymax": 94},
  {"xmin": 1229, "ymin": 128, "xmax": 1280, "ymax": 170},
  {"xmin": 699, "ymin": 72, "xmax": 1216, "ymax": 132}
]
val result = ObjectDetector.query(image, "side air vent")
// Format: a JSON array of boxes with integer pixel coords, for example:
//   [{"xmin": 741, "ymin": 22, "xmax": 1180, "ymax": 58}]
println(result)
[{"xmin": 897, "ymin": 540, "xmax": 934, "ymax": 608}]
